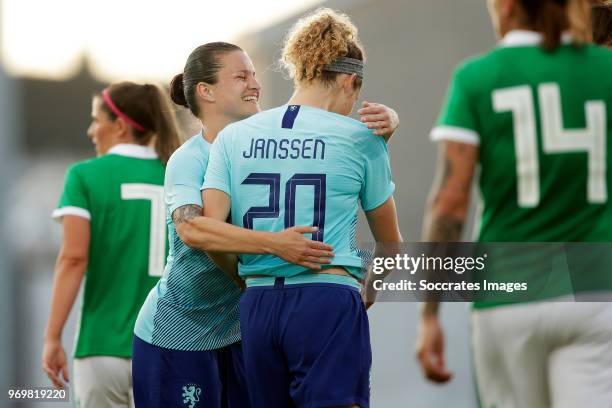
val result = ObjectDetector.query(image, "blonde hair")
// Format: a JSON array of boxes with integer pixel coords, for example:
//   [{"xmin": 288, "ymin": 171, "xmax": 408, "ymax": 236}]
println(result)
[
  {"xmin": 566, "ymin": 0, "xmax": 593, "ymax": 44},
  {"xmin": 280, "ymin": 8, "xmax": 365, "ymax": 85}
]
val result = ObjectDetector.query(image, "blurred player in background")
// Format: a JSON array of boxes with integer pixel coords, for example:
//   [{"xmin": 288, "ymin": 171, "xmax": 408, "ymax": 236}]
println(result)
[
  {"xmin": 199, "ymin": 9, "xmax": 402, "ymax": 408},
  {"xmin": 417, "ymin": 0, "xmax": 612, "ymax": 407},
  {"xmin": 593, "ymin": 0, "xmax": 612, "ymax": 46},
  {"xmin": 42, "ymin": 82, "xmax": 181, "ymax": 407}
]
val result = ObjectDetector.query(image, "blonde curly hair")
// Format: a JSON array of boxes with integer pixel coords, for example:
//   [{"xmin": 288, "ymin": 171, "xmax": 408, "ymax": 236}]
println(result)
[{"xmin": 280, "ymin": 8, "xmax": 365, "ymax": 86}]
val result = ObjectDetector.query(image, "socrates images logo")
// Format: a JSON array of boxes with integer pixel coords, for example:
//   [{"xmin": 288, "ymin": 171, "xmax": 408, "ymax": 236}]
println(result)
[{"xmin": 182, "ymin": 384, "xmax": 202, "ymax": 408}]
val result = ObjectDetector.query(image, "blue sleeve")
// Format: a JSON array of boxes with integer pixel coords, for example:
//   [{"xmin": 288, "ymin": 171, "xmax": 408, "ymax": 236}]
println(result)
[
  {"xmin": 360, "ymin": 137, "xmax": 395, "ymax": 212},
  {"xmin": 165, "ymin": 147, "xmax": 206, "ymax": 216},
  {"xmin": 202, "ymin": 130, "xmax": 232, "ymax": 196}
]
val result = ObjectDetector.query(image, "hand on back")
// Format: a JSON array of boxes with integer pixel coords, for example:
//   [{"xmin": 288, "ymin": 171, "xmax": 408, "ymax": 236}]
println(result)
[{"xmin": 273, "ymin": 226, "xmax": 334, "ymax": 270}]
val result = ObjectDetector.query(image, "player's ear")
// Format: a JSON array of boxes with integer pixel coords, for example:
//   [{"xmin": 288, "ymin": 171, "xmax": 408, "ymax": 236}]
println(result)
[
  {"xmin": 340, "ymin": 73, "xmax": 358, "ymax": 93},
  {"xmin": 196, "ymin": 82, "xmax": 215, "ymax": 103},
  {"xmin": 114, "ymin": 116, "xmax": 130, "ymax": 138}
]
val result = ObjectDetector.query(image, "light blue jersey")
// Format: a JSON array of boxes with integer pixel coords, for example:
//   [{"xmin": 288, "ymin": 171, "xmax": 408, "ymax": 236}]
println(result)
[
  {"xmin": 203, "ymin": 105, "xmax": 395, "ymax": 279},
  {"xmin": 135, "ymin": 132, "xmax": 242, "ymax": 351}
]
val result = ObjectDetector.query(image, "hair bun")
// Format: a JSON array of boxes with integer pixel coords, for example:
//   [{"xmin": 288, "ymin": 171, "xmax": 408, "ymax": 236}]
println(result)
[{"xmin": 169, "ymin": 73, "xmax": 188, "ymax": 107}]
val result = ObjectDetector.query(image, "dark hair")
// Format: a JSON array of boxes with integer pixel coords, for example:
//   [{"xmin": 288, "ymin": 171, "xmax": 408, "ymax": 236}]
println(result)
[
  {"xmin": 518, "ymin": 0, "xmax": 591, "ymax": 51},
  {"xmin": 99, "ymin": 82, "xmax": 180, "ymax": 164},
  {"xmin": 170, "ymin": 42, "xmax": 243, "ymax": 118},
  {"xmin": 592, "ymin": 0, "xmax": 612, "ymax": 46}
]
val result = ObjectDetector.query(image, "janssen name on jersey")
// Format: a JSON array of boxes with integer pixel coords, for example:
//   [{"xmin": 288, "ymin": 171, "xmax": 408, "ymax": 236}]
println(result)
[{"xmin": 242, "ymin": 137, "xmax": 326, "ymax": 160}]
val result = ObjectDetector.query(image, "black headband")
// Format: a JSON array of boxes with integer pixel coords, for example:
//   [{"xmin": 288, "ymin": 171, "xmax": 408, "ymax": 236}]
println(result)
[{"xmin": 322, "ymin": 57, "xmax": 364, "ymax": 79}]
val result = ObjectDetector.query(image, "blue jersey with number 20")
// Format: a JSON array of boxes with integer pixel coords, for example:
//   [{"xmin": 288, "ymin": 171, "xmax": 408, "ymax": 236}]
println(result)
[{"xmin": 203, "ymin": 104, "xmax": 395, "ymax": 279}]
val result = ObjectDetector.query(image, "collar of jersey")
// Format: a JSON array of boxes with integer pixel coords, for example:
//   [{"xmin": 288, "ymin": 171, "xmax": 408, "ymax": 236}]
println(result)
[
  {"xmin": 107, "ymin": 144, "xmax": 158, "ymax": 159},
  {"xmin": 281, "ymin": 103, "xmax": 362, "ymax": 127},
  {"xmin": 499, "ymin": 29, "xmax": 573, "ymax": 48}
]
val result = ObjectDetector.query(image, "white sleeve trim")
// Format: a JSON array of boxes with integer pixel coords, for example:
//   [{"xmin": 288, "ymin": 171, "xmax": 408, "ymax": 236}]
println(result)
[
  {"xmin": 430, "ymin": 126, "xmax": 480, "ymax": 146},
  {"xmin": 52, "ymin": 206, "xmax": 91, "ymax": 222}
]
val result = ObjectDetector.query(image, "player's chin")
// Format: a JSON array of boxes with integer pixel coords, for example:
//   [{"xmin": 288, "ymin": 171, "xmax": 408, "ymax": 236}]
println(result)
[{"xmin": 242, "ymin": 102, "xmax": 261, "ymax": 116}]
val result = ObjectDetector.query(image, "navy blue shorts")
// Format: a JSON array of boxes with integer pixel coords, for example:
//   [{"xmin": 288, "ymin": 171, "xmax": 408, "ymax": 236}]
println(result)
[
  {"xmin": 240, "ymin": 279, "xmax": 371, "ymax": 408},
  {"xmin": 132, "ymin": 336, "xmax": 249, "ymax": 408}
]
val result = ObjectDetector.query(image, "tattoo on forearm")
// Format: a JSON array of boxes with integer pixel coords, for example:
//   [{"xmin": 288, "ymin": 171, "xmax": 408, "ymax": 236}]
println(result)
[
  {"xmin": 172, "ymin": 205, "xmax": 202, "ymax": 225},
  {"xmin": 431, "ymin": 154, "xmax": 453, "ymax": 194},
  {"xmin": 424, "ymin": 141, "xmax": 476, "ymax": 242},
  {"xmin": 430, "ymin": 215, "xmax": 464, "ymax": 241},
  {"xmin": 441, "ymin": 158, "xmax": 452, "ymax": 188}
]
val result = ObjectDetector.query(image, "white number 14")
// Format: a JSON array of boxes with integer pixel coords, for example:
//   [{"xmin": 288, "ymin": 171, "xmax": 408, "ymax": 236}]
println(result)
[{"xmin": 493, "ymin": 83, "xmax": 606, "ymax": 207}]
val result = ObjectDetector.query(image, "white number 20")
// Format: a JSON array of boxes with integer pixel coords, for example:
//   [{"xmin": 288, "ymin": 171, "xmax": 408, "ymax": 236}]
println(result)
[
  {"xmin": 121, "ymin": 184, "xmax": 166, "ymax": 277},
  {"xmin": 493, "ymin": 83, "xmax": 606, "ymax": 208}
]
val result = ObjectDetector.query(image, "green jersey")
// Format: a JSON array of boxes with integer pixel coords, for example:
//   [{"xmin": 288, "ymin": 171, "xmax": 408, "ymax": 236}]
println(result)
[
  {"xmin": 432, "ymin": 30, "xmax": 612, "ymax": 243},
  {"xmin": 53, "ymin": 144, "xmax": 167, "ymax": 358}
]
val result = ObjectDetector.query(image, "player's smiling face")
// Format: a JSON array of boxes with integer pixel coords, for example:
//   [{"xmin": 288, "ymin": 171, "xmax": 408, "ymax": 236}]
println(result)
[
  {"xmin": 87, "ymin": 96, "xmax": 118, "ymax": 156},
  {"xmin": 212, "ymin": 50, "xmax": 261, "ymax": 120}
]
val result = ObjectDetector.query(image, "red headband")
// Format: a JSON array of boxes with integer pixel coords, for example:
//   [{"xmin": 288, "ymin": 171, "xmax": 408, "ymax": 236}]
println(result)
[{"xmin": 101, "ymin": 89, "xmax": 147, "ymax": 133}]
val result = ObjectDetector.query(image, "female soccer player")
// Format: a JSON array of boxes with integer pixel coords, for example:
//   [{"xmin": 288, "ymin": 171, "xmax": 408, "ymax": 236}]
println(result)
[
  {"xmin": 133, "ymin": 41, "xmax": 399, "ymax": 407},
  {"xmin": 417, "ymin": 0, "xmax": 612, "ymax": 406},
  {"xmin": 200, "ymin": 9, "xmax": 402, "ymax": 408},
  {"xmin": 132, "ymin": 42, "xmax": 333, "ymax": 408},
  {"xmin": 42, "ymin": 82, "xmax": 181, "ymax": 407}
]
